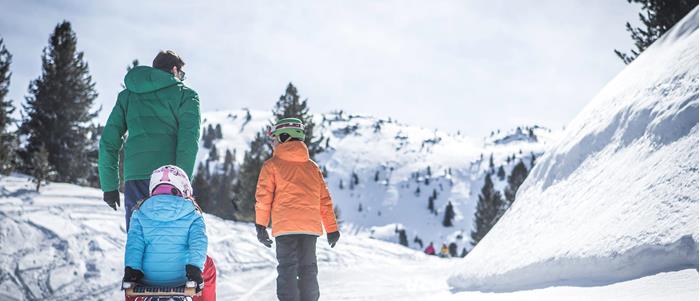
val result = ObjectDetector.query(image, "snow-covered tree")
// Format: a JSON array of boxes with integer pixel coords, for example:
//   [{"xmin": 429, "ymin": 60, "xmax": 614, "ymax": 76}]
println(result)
[{"xmin": 442, "ymin": 201, "xmax": 455, "ymax": 227}]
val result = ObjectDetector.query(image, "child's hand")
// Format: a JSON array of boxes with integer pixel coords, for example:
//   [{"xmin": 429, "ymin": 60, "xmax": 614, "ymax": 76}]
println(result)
[
  {"xmin": 185, "ymin": 265, "xmax": 204, "ymax": 293},
  {"xmin": 122, "ymin": 266, "xmax": 144, "ymax": 283},
  {"xmin": 327, "ymin": 231, "xmax": 340, "ymax": 248},
  {"xmin": 255, "ymin": 224, "xmax": 273, "ymax": 248}
]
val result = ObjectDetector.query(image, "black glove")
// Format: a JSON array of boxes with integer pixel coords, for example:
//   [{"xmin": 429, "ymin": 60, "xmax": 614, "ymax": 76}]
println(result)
[
  {"xmin": 104, "ymin": 190, "xmax": 120, "ymax": 211},
  {"xmin": 186, "ymin": 264, "xmax": 204, "ymax": 293},
  {"xmin": 122, "ymin": 266, "xmax": 144, "ymax": 283},
  {"xmin": 255, "ymin": 224, "xmax": 273, "ymax": 248},
  {"xmin": 327, "ymin": 231, "xmax": 340, "ymax": 248}
]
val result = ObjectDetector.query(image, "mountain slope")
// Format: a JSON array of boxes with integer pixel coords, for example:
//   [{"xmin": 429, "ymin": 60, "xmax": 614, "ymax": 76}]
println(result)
[
  {"xmin": 199, "ymin": 110, "xmax": 559, "ymax": 253},
  {"xmin": 448, "ymin": 7, "xmax": 699, "ymax": 292}
]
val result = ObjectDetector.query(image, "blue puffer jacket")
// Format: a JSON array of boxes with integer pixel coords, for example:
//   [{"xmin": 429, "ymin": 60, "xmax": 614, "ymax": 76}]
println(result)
[{"xmin": 124, "ymin": 194, "xmax": 207, "ymax": 287}]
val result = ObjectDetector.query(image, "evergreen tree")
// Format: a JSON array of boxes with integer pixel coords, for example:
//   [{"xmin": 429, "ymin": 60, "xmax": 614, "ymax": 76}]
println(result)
[
  {"xmin": 374, "ymin": 170, "xmax": 380, "ymax": 182},
  {"xmin": 530, "ymin": 152, "xmax": 537, "ymax": 168},
  {"xmin": 339, "ymin": 179, "xmax": 344, "ymax": 190},
  {"xmin": 232, "ymin": 131, "xmax": 269, "ymax": 221},
  {"xmin": 31, "ymin": 145, "xmax": 52, "ymax": 192},
  {"xmin": 615, "ymin": 0, "xmax": 697, "ymax": 64},
  {"xmin": 497, "ymin": 165, "xmax": 506, "ymax": 181},
  {"xmin": 215, "ymin": 123, "xmax": 223, "ymax": 139},
  {"xmin": 358, "ymin": 202, "xmax": 363, "ymax": 212},
  {"xmin": 224, "ymin": 148, "xmax": 234, "ymax": 172},
  {"xmin": 0, "ymin": 38, "xmax": 17, "ymax": 175},
  {"xmin": 272, "ymin": 83, "xmax": 323, "ymax": 159},
  {"xmin": 504, "ymin": 161, "xmax": 529, "ymax": 205},
  {"xmin": 460, "ymin": 247, "xmax": 468, "ymax": 258},
  {"xmin": 488, "ymin": 153, "xmax": 494, "ymax": 170},
  {"xmin": 471, "ymin": 174, "xmax": 505, "ymax": 245},
  {"xmin": 442, "ymin": 201, "xmax": 455, "ymax": 227},
  {"xmin": 19, "ymin": 21, "xmax": 99, "ymax": 184},
  {"xmin": 209, "ymin": 144, "xmax": 219, "ymax": 161},
  {"xmin": 414, "ymin": 186, "xmax": 421, "ymax": 196},
  {"xmin": 192, "ymin": 163, "xmax": 211, "ymax": 207},
  {"xmin": 398, "ymin": 229, "xmax": 408, "ymax": 247},
  {"xmin": 428, "ymin": 195, "xmax": 435, "ymax": 213}
]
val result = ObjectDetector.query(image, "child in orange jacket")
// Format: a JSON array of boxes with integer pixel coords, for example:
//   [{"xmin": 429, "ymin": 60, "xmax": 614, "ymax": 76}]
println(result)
[{"xmin": 254, "ymin": 118, "xmax": 340, "ymax": 301}]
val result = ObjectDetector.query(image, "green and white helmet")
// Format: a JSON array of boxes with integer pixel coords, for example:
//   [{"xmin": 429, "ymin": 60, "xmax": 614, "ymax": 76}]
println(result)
[{"xmin": 270, "ymin": 118, "xmax": 306, "ymax": 142}]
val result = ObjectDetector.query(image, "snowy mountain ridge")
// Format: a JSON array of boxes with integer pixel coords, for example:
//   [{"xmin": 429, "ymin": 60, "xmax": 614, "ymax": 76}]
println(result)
[
  {"xmin": 197, "ymin": 109, "xmax": 560, "ymax": 254},
  {"xmin": 448, "ymin": 7, "xmax": 699, "ymax": 293}
]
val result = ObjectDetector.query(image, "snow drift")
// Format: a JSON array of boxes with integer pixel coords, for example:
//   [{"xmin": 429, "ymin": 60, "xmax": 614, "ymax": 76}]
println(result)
[{"xmin": 448, "ymin": 8, "xmax": 699, "ymax": 292}]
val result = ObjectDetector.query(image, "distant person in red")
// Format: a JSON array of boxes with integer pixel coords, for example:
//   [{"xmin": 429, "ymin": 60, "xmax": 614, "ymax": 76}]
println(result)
[{"xmin": 424, "ymin": 242, "xmax": 436, "ymax": 255}]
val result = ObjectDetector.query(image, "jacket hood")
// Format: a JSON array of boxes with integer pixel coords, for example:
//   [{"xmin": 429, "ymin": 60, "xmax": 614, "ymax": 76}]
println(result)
[
  {"xmin": 138, "ymin": 194, "xmax": 196, "ymax": 222},
  {"xmin": 273, "ymin": 140, "xmax": 310, "ymax": 162},
  {"xmin": 124, "ymin": 66, "xmax": 180, "ymax": 93}
]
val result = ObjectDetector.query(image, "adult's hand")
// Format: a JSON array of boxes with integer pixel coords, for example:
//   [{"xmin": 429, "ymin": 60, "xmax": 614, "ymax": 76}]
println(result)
[
  {"xmin": 255, "ymin": 224, "xmax": 273, "ymax": 248},
  {"xmin": 104, "ymin": 190, "xmax": 120, "ymax": 211}
]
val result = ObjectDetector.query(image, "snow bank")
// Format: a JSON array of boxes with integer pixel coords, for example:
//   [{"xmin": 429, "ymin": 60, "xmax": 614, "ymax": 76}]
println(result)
[{"xmin": 448, "ymin": 8, "xmax": 699, "ymax": 292}]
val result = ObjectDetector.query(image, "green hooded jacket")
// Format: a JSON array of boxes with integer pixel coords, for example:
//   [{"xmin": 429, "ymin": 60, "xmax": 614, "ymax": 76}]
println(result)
[{"xmin": 98, "ymin": 66, "xmax": 200, "ymax": 192}]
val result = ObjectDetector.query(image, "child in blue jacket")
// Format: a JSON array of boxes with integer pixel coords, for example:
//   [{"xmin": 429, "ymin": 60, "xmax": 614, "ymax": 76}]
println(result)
[{"xmin": 122, "ymin": 165, "xmax": 211, "ymax": 297}]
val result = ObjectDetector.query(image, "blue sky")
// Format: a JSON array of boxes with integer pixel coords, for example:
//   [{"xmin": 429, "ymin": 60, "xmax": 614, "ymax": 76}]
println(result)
[{"xmin": 0, "ymin": 0, "xmax": 641, "ymax": 137}]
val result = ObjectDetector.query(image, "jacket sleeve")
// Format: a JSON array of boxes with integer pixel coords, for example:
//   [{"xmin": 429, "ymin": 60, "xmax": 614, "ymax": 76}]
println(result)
[
  {"xmin": 176, "ymin": 89, "xmax": 201, "ymax": 180},
  {"xmin": 124, "ymin": 212, "xmax": 146, "ymax": 270},
  {"xmin": 318, "ymin": 168, "xmax": 338, "ymax": 233},
  {"xmin": 254, "ymin": 162, "xmax": 275, "ymax": 227},
  {"xmin": 187, "ymin": 214, "xmax": 208, "ymax": 270},
  {"xmin": 98, "ymin": 94, "xmax": 127, "ymax": 192}
]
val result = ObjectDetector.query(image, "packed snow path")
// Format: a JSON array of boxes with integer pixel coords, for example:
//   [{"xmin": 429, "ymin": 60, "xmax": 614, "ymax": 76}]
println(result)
[{"xmin": 1, "ymin": 176, "xmax": 697, "ymax": 300}]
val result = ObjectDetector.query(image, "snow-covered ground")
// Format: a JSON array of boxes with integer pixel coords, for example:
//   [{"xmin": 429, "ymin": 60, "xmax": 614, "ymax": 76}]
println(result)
[
  {"xmin": 199, "ymin": 109, "xmax": 559, "ymax": 254},
  {"xmin": 448, "ymin": 7, "xmax": 699, "ymax": 294},
  {"xmin": 0, "ymin": 176, "xmax": 696, "ymax": 300}
]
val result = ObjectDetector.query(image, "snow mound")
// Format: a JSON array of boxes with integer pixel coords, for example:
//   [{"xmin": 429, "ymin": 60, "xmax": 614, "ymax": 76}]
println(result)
[{"xmin": 448, "ymin": 8, "xmax": 699, "ymax": 292}]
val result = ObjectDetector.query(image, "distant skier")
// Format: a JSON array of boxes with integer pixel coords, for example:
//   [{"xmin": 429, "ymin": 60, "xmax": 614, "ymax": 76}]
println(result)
[
  {"xmin": 123, "ymin": 165, "xmax": 216, "ymax": 301},
  {"xmin": 440, "ymin": 243, "xmax": 450, "ymax": 258},
  {"xmin": 98, "ymin": 50, "xmax": 200, "ymax": 231},
  {"xmin": 254, "ymin": 118, "xmax": 340, "ymax": 301},
  {"xmin": 424, "ymin": 242, "xmax": 436, "ymax": 255}
]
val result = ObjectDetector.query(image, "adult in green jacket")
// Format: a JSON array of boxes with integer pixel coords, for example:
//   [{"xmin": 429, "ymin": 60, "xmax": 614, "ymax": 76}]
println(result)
[{"xmin": 98, "ymin": 50, "xmax": 200, "ymax": 230}]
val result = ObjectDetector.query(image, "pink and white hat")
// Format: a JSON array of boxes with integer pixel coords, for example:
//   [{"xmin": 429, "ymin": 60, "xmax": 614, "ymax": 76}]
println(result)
[{"xmin": 149, "ymin": 165, "xmax": 193, "ymax": 199}]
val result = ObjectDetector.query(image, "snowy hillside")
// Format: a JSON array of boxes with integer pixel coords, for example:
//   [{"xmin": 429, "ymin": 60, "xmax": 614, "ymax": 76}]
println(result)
[
  {"xmin": 448, "ymin": 8, "xmax": 700, "ymax": 292},
  {"xmin": 198, "ymin": 109, "xmax": 559, "ymax": 254},
  {"xmin": 0, "ymin": 175, "xmax": 435, "ymax": 300}
]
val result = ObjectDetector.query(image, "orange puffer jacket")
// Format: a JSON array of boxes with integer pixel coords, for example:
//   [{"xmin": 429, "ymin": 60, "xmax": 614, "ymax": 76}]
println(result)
[{"xmin": 255, "ymin": 141, "xmax": 338, "ymax": 237}]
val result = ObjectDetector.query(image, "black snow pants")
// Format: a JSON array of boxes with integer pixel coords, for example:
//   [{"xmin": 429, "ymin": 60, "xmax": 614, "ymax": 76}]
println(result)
[{"xmin": 275, "ymin": 234, "xmax": 320, "ymax": 301}]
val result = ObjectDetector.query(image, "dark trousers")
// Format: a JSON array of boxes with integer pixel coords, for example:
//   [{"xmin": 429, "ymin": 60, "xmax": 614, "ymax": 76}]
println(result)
[
  {"xmin": 275, "ymin": 234, "xmax": 319, "ymax": 301},
  {"xmin": 124, "ymin": 179, "xmax": 150, "ymax": 231}
]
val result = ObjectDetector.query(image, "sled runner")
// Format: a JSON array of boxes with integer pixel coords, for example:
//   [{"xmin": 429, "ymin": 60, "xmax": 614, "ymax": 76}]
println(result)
[{"xmin": 123, "ymin": 281, "xmax": 198, "ymax": 301}]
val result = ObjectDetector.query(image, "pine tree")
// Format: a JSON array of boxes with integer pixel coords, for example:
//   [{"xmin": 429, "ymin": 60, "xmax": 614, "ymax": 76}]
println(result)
[
  {"xmin": 215, "ymin": 123, "xmax": 223, "ymax": 139},
  {"xmin": 442, "ymin": 201, "xmax": 455, "ymax": 227},
  {"xmin": 398, "ymin": 229, "xmax": 408, "ymax": 247},
  {"xmin": 232, "ymin": 131, "xmax": 270, "ymax": 221},
  {"xmin": 31, "ymin": 145, "xmax": 52, "ymax": 192},
  {"xmin": 192, "ymin": 163, "xmax": 211, "ymax": 207},
  {"xmin": 488, "ymin": 153, "xmax": 494, "ymax": 170},
  {"xmin": 209, "ymin": 144, "xmax": 219, "ymax": 161},
  {"xmin": 19, "ymin": 21, "xmax": 99, "ymax": 184},
  {"xmin": 471, "ymin": 174, "xmax": 505, "ymax": 245},
  {"xmin": 223, "ymin": 148, "xmax": 234, "ymax": 172},
  {"xmin": 504, "ymin": 161, "xmax": 529, "ymax": 205},
  {"xmin": 497, "ymin": 165, "xmax": 506, "ymax": 181},
  {"xmin": 428, "ymin": 195, "xmax": 435, "ymax": 213},
  {"xmin": 374, "ymin": 170, "xmax": 380, "ymax": 182},
  {"xmin": 358, "ymin": 202, "xmax": 363, "ymax": 212},
  {"xmin": 615, "ymin": 0, "xmax": 697, "ymax": 64},
  {"xmin": 339, "ymin": 179, "xmax": 344, "ymax": 190},
  {"xmin": 0, "ymin": 38, "xmax": 17, "ymax": 175},
  {"xmin": 272, "ymin": 83, "xmax": 323, "ymax": 159}
]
